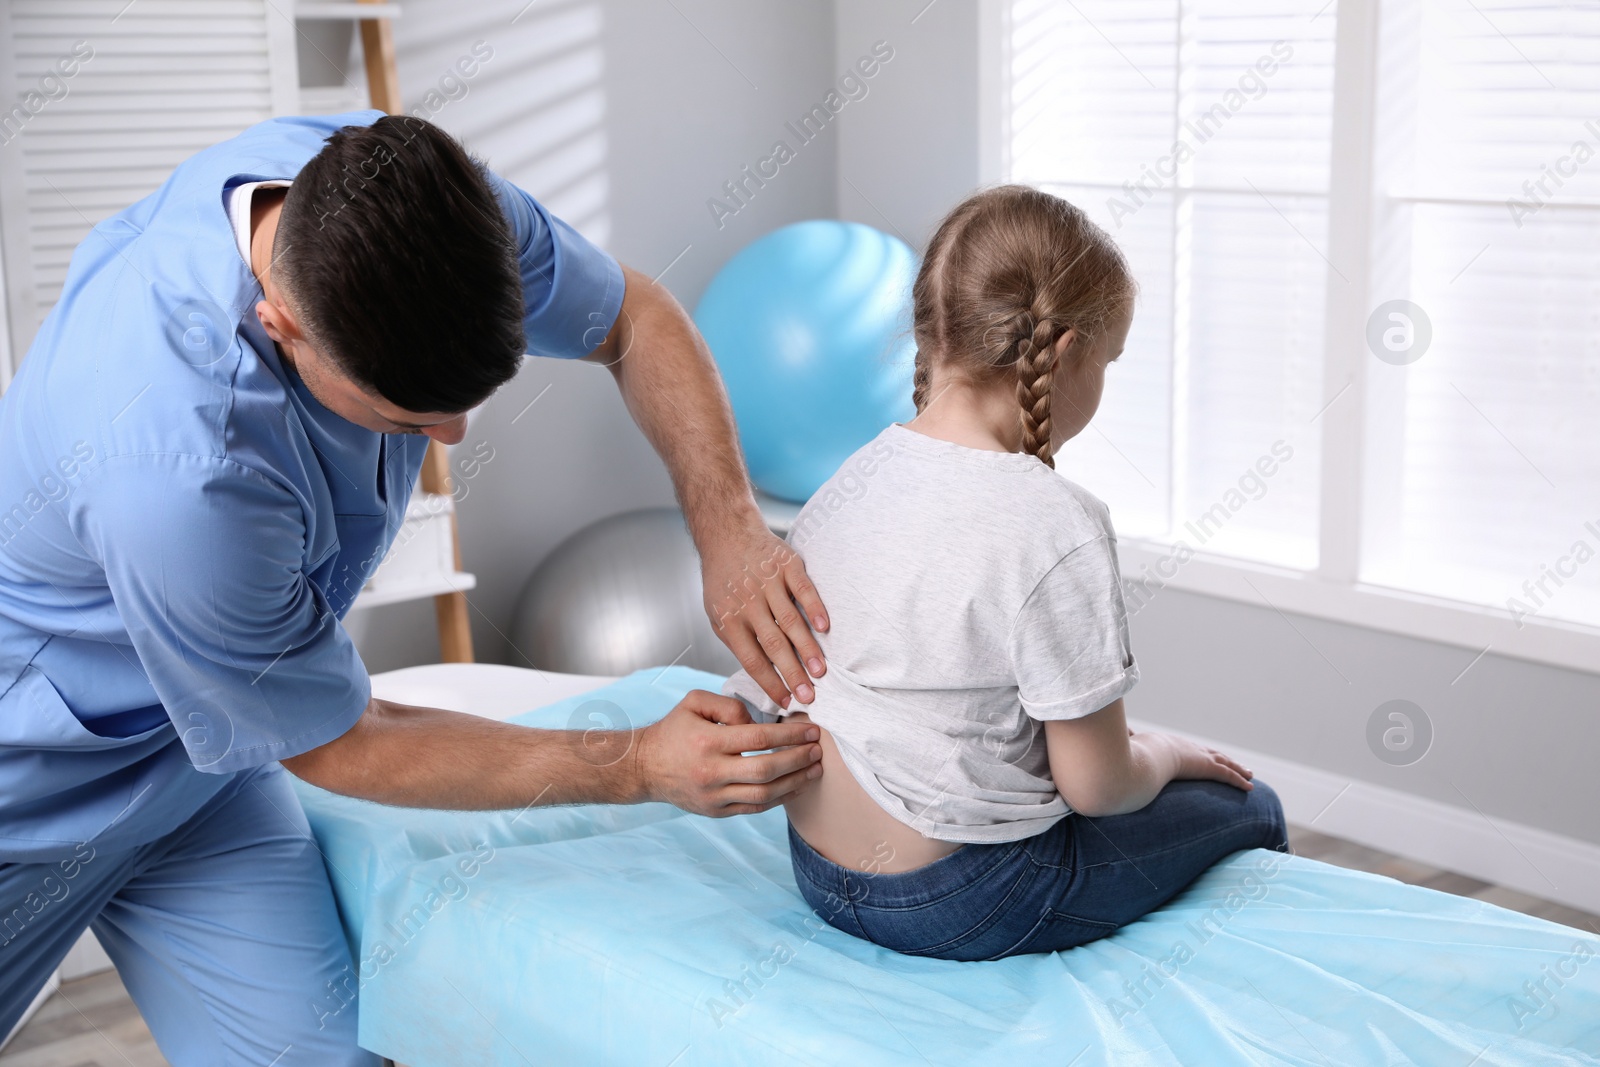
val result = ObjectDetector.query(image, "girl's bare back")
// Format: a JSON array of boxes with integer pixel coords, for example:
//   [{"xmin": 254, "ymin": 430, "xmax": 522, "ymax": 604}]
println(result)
[{"xmin": 782, "ymin": 710, "xmax": 964, "ymax": 874}]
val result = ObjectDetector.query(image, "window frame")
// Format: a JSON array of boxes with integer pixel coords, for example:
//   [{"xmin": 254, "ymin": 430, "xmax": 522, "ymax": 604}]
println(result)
[{"xmin": 981, "ymin": 0, "xmax": 1600, "ymax": 675}]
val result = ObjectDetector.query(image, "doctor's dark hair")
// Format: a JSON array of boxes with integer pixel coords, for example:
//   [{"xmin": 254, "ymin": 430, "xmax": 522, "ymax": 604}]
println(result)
[
  {"xmin": 910, "ymin": 185, "xmax": 1135, "ymax": 468},
  {"xmin": 275, "ymin": 115, "xmax": 525, "ymax": 413}
]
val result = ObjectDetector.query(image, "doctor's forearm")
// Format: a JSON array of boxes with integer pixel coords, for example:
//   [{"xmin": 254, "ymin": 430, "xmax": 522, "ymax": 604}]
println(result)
[
  {"xmin": 280, "ymin": 698, "xmax": 645, "ymax": 810},
  {"xmin": 604, "ymin": 265, "xmax": 764, "ymax": 548}
]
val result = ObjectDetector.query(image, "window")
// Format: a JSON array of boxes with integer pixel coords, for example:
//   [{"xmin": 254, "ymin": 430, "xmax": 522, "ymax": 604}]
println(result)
[
  {"xmin": 1361, "ymin": 0, "xmax": 1600, "ymax": 632},
  {"xmin": 997, "ymin": 0, "xmax": 1600, "ymax": 662}
]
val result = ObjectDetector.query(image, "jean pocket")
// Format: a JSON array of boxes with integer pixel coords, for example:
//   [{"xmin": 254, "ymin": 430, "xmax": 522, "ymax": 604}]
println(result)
[
  {"xmin": 847, "ymin": 864, "xmax": 1040, "ymax": 962},
  {"xmin": 988, "ymin": 907, "xmax": 1121, "ymax": 961}
]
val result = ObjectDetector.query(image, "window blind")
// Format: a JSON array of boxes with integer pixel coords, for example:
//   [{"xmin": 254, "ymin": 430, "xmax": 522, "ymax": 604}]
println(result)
[
  {"xmin": 1006, "ymin": 0, "xmax": 1339, "ymax": 570},
  {"xmin": 1363, "ymin": 0, "xmax": 1600, "ymax": 629}
]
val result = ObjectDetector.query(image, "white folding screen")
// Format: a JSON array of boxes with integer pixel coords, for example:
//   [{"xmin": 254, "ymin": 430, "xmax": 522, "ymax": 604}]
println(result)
[
  {"xmin": 0, "ymin": 237, "xmax": 10, "ymax": 388},
  {"xmin": 0, "ymin": 0, "xmax": 299, "ymax": 369}
]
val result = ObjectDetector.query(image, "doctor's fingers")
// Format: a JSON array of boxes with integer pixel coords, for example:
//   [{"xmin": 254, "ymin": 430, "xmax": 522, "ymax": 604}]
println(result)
[
  {"xmin": 718, "ymin": 743, "xmax": 823, "ymax": 786},
  {"xmin": 718, "ymin": 620, "xmax": 794, "ymax": 711},
  {"xmin": 766, "ymin": 573, "xmax": 826, "ymax": 681},
  {"xmin": 677, "ymin": 688, "xmax": 754, "ymax": 726},
  {"xmin": 745, "ymin": 605, "xmax": 815, "ymax": 708},
  {"xmin": 709, "ymin": 764, "xmax": 823, "ymax": 816},
  {"xmin": 785, "ymin": 558, "xmax": 829, "ymax": 634},
  {"xmin": 715, "ymin": 720, "xmax": 818, "ymax": 755}
]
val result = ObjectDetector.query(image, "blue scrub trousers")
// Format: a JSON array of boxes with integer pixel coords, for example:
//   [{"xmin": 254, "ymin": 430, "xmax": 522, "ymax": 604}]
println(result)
[{"xmin": 0, "ymin": 764, "xmax": 378, "ymax": 1066}]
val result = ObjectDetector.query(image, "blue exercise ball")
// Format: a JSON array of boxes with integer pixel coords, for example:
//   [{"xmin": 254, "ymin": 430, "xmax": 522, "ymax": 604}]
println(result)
[{"xmin": 694, "ymin": 220, "xmax": 918, "ymax": 503}]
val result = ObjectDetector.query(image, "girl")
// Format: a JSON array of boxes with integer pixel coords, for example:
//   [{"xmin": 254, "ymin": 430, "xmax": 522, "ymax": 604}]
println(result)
[{"xmin": 722, "ymin": 184, "xmax": 1289, "ymax": 962}]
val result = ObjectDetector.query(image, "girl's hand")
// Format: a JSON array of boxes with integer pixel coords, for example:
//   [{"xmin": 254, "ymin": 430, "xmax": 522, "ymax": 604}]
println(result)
[{"xmin": 1165, "ymin": 734, "xmax": 1254, "ymax": 792}]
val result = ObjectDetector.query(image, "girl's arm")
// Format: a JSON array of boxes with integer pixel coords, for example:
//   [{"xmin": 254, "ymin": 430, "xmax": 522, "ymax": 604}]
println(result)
[{"xmin": 1042, "ymin": 699, "xmax": 1254, "ymax": 817}]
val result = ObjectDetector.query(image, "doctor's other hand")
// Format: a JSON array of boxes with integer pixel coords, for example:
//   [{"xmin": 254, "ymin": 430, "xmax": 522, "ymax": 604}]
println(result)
[
  {"xmin": 633, "ymin": 690, "xmax": 823, "ymax": 817},
  {"xmin": 701, "ymin": 523, "xmax": 829, "ymax": 710}
]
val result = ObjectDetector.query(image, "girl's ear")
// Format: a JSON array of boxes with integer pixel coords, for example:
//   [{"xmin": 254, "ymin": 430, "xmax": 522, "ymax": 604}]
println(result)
[{"xmin": 1052, "ymin": 327, "xmax": 1079, "ymax": 360}]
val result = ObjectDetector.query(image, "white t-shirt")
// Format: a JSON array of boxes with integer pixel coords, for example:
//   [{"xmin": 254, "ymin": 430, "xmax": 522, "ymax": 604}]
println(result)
[{"xmin": 722, "ymin": 422, "xmax": 1139, "ymax": 844}]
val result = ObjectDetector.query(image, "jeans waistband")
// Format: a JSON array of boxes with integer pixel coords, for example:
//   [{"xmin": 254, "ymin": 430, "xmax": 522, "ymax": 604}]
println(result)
[{"xmin": 786, "ymin": 819, "xmax": 1033, "ymax": 910}]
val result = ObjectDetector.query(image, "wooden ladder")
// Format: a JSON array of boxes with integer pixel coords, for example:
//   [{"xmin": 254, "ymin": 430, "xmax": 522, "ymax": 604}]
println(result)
[{"xmin": 355, "ymin": 0, "xmax": 474, "ymax": 663}]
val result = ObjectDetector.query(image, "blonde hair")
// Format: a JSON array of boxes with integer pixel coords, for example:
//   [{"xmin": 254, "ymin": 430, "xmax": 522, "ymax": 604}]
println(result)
[{"xmin": 910, "ymin": 185, "xmax": 1136, "ymax": 468}]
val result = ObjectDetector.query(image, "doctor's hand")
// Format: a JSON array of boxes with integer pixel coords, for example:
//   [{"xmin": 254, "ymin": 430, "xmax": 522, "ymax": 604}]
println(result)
[
  {"xmin": 701, "ymin": 523, "xmax": 829, "ymax": 710},
  {"xmin": 634, "ymin": 690, "xmax": 823, "ymax": 817}
]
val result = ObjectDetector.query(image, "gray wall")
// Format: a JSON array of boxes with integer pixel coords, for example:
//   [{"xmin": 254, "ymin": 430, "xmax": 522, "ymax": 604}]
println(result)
[
  {"xmin": 351, "ymin": 0, "xmax": 1600, "ymax": 851},
  {"xmin": 1133, "ymin": 589, "xmax": 1600, "ymax": 849},
  {"xmin": 833, "ymin": 1, "xmax": 983, "ymax": 247},
  {"xmin": 346, "ymin": 0, "xmax": 839, "ymax": 670}
]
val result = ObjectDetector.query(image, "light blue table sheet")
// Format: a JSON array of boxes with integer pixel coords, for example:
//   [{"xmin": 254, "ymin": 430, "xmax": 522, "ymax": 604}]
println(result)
[{"xmin": 292, "ymin": 667, "xmax": 1600, "ymax": 1066}]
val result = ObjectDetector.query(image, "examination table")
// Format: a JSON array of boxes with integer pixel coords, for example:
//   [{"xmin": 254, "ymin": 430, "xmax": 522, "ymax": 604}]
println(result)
[{"xmin": 289, "ymin": 664, "xmax": 1600, "ymax": 1066}]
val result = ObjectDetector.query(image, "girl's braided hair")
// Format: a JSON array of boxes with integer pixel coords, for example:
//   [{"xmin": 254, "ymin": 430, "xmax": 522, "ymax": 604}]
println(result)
[{"xmin": 910, "ymin": 185, "xmax": 1136, "ymax": 468}]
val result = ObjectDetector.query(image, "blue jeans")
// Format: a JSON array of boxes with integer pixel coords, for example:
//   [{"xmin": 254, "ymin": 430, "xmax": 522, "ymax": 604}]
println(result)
[{"xmin": 788, "ymin": 777, "xmax": 1290, "ymax": 962}]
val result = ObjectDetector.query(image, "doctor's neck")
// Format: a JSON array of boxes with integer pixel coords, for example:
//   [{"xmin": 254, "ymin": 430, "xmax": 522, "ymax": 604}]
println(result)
[{"xmin": 248, "ymin": 186, "xmax": 291, "ymax": 363}]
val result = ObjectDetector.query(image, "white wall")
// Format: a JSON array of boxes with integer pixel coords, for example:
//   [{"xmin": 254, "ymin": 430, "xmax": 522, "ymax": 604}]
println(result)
[{"xmin": 346, "ymin": 0, "xmax": 838, "ymax": 670}]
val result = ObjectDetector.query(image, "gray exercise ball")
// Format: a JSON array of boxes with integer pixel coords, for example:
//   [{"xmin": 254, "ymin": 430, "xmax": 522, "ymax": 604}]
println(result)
[{"xmin": 510, "ymin": 507, "xmax": 741, "ymax": 677}]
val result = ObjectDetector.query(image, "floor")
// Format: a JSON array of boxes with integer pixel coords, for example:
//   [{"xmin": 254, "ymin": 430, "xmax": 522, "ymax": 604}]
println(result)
[
  {"xmin": 0, "ymin": 970, "xmax": 165, "ymax": 1067},
  {"xmin": 3, "ymin": 824, "xmax": 1596, "ymax": 1066}
]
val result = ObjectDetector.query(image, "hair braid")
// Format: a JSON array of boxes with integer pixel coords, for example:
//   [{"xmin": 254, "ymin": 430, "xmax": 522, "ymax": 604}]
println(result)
[
  {"xmin": 1015, "ymin": 311, "xmax": 1061, "ymax": 468},
  {"xmin": 907, "ymin": 184, "xmax": 1137, "ymax": 467},
  {"xmin": 912, "ymin": 344, "xmax": 932, "ymax": 414}
]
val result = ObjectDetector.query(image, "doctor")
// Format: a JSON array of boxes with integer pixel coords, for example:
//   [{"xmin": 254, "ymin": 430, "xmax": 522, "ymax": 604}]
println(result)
[{"xmin": 0, "ymin": 111, "xmax": 829, "ymax": 1064}]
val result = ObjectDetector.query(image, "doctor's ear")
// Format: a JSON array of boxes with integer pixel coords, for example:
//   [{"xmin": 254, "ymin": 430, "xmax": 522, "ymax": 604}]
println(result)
[{"xmin": 254, "ymin": 294, "xmax": 307, "ymax": 347}]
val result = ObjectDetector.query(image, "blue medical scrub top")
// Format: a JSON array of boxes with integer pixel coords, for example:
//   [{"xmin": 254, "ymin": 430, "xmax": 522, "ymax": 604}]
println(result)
[{"xmin": 0, "ymin": 111, "xmax": 624, "ymax": 861}]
